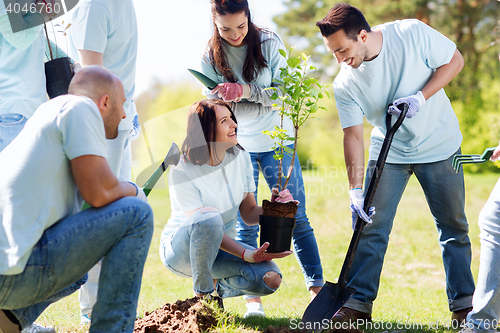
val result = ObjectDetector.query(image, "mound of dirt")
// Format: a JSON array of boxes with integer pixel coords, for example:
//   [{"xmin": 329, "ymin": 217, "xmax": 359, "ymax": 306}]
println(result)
[{"xmin": 133, "ymin": 297, "xmax": 217, "ymax": 333}]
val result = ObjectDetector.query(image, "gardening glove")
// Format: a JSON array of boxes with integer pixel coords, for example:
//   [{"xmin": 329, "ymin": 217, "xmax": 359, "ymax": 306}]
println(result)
[
  {"xmin": 271, "ymin": 188, "xmax": 300, "ymax": 204},
  {"xmin": 349, "ymin": 188, "xmax": 375, "ymax": 230},
  {"xmin": 388, "ymin": 91, "xmax": 426, "ymax": 118},
  {"xmin": 242, "ymin": 242, "xmax": 293, "ymax": 263},
  {"xmin": 211, "ymin": 83, "xmax": 243, "ymax": 102}
]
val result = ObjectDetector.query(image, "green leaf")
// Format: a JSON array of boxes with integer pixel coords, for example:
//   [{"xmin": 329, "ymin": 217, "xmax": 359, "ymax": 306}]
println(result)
[
  {"xmin": 271, "ymin": 92, "xmax": 279, "ymax": 100},
  {"xmin": 292, "ymin": 87, "xmax": 301, "ymax": 100},
  {"xmin": 283, "ymin": 146, "xmax": 295, "ymax": 155},
  {"xmin": 287, "ymin": 57, "xmax": 301, "ymax": 68},
  {"xmin": 279, "ymin": 49, "xmax": 286, "ymax": 58},
  {"xmin": 304, "ymin": 78, "xmax": 318, "ymax": 86}
]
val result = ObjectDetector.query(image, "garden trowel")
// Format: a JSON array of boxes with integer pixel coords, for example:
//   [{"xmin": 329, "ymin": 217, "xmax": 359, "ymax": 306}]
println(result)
[
  {"xmin": 188, "ymin": 68, "xmax": 218, "ymax": 90},
  {"xmin": 301, "ymin": 104, "xmax": 409, "ymax": 332}
]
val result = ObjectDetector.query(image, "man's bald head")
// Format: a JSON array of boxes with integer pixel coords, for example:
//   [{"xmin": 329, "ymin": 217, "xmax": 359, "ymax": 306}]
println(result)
[{"xmin": 68, "ymin": 65, "xmax": 122, "ymax": 104}]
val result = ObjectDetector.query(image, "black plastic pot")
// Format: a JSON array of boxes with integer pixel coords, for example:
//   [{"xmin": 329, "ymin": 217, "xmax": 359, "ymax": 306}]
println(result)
[
  {"xmin": 259, "ymin": 215, "xmax": 296, "ymax": 252},
  {"xmin": 45, "ymin": 57, "xmax": 74, "ymax": 99}
]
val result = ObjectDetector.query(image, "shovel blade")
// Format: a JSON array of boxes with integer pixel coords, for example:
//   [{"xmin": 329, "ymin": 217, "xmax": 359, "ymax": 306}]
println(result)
[
  {"xmin": 162, "ymin": 142, "xmax": 181, "ymax": 170},
  {"xmin": 301, "ymin": 281, "xmax": 356, "ymax": 333}
]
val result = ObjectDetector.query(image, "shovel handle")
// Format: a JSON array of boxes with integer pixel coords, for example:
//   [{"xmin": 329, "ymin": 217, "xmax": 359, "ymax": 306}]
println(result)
[{"xmin": 337, "ymin": 103, "xmax": 408, "ymax": 290}]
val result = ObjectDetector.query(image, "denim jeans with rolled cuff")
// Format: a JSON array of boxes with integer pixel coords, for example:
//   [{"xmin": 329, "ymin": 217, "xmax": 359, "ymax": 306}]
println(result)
[
  {"xmin": 466, "ymin": 177, "xmax": 500, "ymax": 333},
  {"xmin": 0, "ymin": 197, "xmax": 154, "ymax": 332},
  {"xmin": 160, "ymin": 209, "xmax": 282, "ymax": 298},
  {"xmin": 0, "ymin": 113, "xmax": 28, "ymax": 152},
  {"xmin": 344, "ymin": 148, "xmax": 475, "ymax": 314}
]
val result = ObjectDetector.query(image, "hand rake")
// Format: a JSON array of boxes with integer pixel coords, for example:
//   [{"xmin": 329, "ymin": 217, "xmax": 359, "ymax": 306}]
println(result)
[{"xmin": 452, "ymin": 147, "xmax": 496, "ymax": 173}]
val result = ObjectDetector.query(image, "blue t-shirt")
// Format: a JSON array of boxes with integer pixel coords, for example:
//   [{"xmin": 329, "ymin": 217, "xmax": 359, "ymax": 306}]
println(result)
[
  {"xmin": 201, "ymin": 29, "xmax": 294, "ymax": 152},
  {"xmin": 0, "ymin": 3, "xmax": 46, "ymax": 118},
  {"xmin": 0, "ymin": 95, "xmax": 107, "ymax": 275},
  {"xmin": 68, "ymin": 0, "xmax": 138, "ymax": 131},
  {"xmin": 333, "ymin": 19, "xmax": 462, "ymax": 164},
  {"xmin": 162, "ymin": 148, "xmax": 256, "ymax": 241}
]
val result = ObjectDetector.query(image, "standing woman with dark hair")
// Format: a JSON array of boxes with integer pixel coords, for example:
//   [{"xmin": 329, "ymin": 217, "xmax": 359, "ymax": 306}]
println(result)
[
  {"xmin": 159, "ymin": 99, "xmax": 291, "ymax": 302},
  {"xmin": 200, "ymin": 0, "xmax": 324, "ymax": 317}
]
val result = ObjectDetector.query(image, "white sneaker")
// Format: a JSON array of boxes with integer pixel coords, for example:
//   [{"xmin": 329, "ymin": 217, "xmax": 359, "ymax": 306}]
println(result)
[
  {"xmin": 21, "ymin": 323, "xmax": 56, "ymax": 333},
  {"xmin": 243, "ymin": 302, "xmax": 265, "ymax": 318}
]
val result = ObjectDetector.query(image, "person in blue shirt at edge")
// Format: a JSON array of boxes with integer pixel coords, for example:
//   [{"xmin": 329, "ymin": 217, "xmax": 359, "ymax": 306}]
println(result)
[
  {"xmin": 0, "ymin": 0, "xmax": 72, "ymax": 153},
  {"xmin": 67, "ymin": 0, "xmax": 141, "ymax": 325},
  {"xmin": 459, "ymin": 52, "xmax": 500, "ymax": 333},
  {"xmin": 159, "ymin": 99, "xmax": 293, "ymax": 307},
  {"xmin": 200, "ymin": 0, "xmax": 324, "ymax": 318},
  {"xmin": 0, "ymin": 66, "xmax": 153, "ymax": 333},
  {"xmin": 316, "ymin": 3, "xmax": 475, "ymax": 325}
]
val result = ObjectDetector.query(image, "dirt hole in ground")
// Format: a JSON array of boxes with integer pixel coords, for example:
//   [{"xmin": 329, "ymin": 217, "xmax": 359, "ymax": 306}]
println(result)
[
  {"xmin": 133, "ymin": 296, "xmax": 362, "ymax": 333},
  {"xmin": 133, "ymin": 297, "xmax": 217, "ymax": 333}
]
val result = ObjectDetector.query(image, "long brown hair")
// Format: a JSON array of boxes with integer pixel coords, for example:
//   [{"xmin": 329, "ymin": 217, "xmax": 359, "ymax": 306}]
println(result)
[
  {"xmin": 208, "ymin": 0, "xmax": 268, "ymax": 83},
  {"xmin": 182, "ymin": 99, "xmax": 242, "ymax": 166}
]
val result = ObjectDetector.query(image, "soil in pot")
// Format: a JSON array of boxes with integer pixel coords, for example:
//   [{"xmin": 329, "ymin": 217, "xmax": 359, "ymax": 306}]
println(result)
[
  {"xmin": 262, "ymin": 200, "xmax": 298, "ymax": 218},
  {"xmin": 45, "ymin": 57, "xmax": 74, "ymax": 99},
  {"xmin": 260, "ymin": 199, "xmax": 298, "ymax": 252}
]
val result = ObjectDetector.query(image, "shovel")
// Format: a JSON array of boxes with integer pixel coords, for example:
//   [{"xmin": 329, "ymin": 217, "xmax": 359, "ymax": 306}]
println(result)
[
  {"xmin": 452, "ymin": 147, "xmax": 496, "ymax": 173},
  {"xmin": 140, "ymin": 142, "xmax": 181, "ymax": 196},
  {"xmin": 301, "ymin": 104, "xmax": 408, "ymax": 332}
]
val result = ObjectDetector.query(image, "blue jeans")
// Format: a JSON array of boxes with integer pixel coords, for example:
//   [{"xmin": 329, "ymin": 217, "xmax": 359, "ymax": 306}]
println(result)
[
  {"xmin": 160, "ymin": 210, "xmax": 282, "ymax": 298},
  {"xmin": 0, "ymin": 197, "xmax": 154, "ymax": 332},
  {"xmin": 80, "ymin": 129, "xmax": 134, "ymax": 317},
  {"xmin": 345, "ymin": 149, "xmax": 475, "ymax": 314},
  {"xmin": 235, "ymin": 145, "xmax": 323, "ymax": 289},
  {"xmin": 466, "ymin": 178, "xmax": 500, "ymax": 333},
  {"xmin": 0, "ymin": 113, "xmax": 28, "ymax": 152}
]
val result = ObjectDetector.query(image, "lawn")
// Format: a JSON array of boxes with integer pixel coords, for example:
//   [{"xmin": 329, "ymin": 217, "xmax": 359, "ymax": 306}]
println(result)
[{"xmin": 37, "ymin": 170, "xmax": 499, "ymax": 332}]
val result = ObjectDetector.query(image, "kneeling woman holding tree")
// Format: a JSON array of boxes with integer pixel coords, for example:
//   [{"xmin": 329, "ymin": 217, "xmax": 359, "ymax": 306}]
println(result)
[{"xmin": 160, "ymin": 99, "xmax": 292, "ymax": 301}]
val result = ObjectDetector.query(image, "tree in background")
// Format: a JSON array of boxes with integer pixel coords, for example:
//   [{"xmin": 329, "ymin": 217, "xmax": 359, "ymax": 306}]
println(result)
[{"xmin": 274, "ymin": 0, "xmax": 500, "ymax": 172}]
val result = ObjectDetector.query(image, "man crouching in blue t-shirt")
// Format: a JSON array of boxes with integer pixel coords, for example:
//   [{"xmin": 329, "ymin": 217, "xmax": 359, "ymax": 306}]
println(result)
[
  {"xmin": 0, "ymin": 66, "xmax": 153, "ymax": 333},
  {"xmin": 315, "ymin": 3, "xmax": 474, "ymax": 326}
]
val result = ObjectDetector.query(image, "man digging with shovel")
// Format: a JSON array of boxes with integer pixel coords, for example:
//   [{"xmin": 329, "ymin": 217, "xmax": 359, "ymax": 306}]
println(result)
[{"xmin": 315, "ymin": 2, "xmax": 475, "ymax": 327}]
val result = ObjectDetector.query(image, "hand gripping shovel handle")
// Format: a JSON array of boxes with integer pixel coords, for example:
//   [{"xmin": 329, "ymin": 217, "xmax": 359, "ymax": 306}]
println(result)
[{"xmin": 301, "ymin": 103, "xmax": 408, "ymax": 331}]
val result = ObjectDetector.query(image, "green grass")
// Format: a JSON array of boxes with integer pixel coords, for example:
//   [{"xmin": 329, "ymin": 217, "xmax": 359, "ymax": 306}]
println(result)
[{"xmin": 36, "ymin": 171, "xmax": 498, "ymax": 332}]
